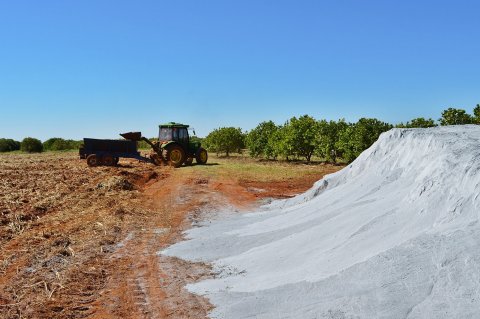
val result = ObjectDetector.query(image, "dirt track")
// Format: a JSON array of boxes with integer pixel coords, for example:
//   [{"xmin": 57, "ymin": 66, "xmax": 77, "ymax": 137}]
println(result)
[{"xmin": 0, "ymin": 153, "xmax": 342, "ymax": 319}]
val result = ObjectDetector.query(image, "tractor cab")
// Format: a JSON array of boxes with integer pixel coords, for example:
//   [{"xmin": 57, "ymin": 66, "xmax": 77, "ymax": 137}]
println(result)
[
  {"xmin": 158, "ymin": 123, "xmax": 194, "ymax": 152},
  {"xmin": 159, "ymin": 124, "xmax": 189, "ymax": 142},
  {"xmin": 156, "ymin": 122, "xmax": 207, "ymax": 167}
]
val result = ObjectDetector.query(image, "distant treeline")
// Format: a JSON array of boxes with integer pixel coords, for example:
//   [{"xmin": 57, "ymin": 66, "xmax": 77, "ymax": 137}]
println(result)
[
  {"xmin": 2, "ymin": 105, "xmax": 479, "ymax": 161},
  {"xmin": 203, "ymin": 104, "xmax": 480, "ymax": 163},
  {"xmin": 0, "ymin": 137, "xmax": 83, "ymax": 153}
]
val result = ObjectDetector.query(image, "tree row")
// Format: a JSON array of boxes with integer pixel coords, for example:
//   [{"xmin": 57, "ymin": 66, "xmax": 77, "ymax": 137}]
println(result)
[{"xmin": 204, "ymin": 105, "xmax": 480, "ymax": 163}]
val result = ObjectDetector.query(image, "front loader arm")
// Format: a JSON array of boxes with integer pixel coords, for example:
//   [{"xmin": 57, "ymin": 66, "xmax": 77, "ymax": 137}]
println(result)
[{"xmin": 120, "ymin": 131, "xmax": 165, "ymax": 163}]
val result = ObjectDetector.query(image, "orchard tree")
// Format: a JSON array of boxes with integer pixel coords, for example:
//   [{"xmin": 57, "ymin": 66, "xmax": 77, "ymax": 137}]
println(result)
[
  {"xmin": 335, "ymin": 123, "xmax": 356, "ymax": 162},
  {"xmin": 473, "ymin": 104, "xmax": 480, "ymax": 124},
  {"xmin": 440, "ymin": 108, "xmax": 473, "ymax": 125},
  {"xmin": 315, "ymin": 119, "xmax": 348, "ymax": 163},
  {"xmin": 246, "ymin": 121, "xmax": 278, "ymax": 158},
  {"xmin": 21, "ymin": 137, "xmax": 43, "ymax": 153},
  {"xmin": 404, "ymin": 117, "xmax": 437, "ymax": 128},
  {"xmin": 352, "ymin": 118, "xmax": 392, "ymax": 152},
  {"xmin": 269, "ymin": 124, "xmax": 295, "ymax": 160},
  {"xmin": 190, "ymin": 136, "xmax": 204, "ymax": 145},
  {"xmin": 264, "ymin": 133, "xmax": 279, "ymax": 160},
  {"xmin": 203, "ymin": 129, "xmax": 219, "ymax": 154},
  {"xmin": 282, "ymin": 115, "xmax": 319, "ymax": 162},
  {"xmin": 336, "ymin": 118, "xmax": 392, "ymax": 163},
  {"xmin": 204, "ymin": 127, "xmax": 245, "ymax": 156}
]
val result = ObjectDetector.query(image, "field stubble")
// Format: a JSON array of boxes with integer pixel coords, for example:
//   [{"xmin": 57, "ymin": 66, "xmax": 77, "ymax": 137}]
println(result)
[{"xmin": 0, "ymin": 152, "xmax": 165, "ymax": 318}]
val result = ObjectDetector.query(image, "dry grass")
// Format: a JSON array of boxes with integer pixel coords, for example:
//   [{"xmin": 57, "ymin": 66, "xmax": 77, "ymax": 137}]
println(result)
[
  {"xmin": 182, "ymin": 154, "xmax": 343, "ymax": 182},
  {"xmin": 7, "ymin": 214, "xmax": 25, "ymax": 235}
]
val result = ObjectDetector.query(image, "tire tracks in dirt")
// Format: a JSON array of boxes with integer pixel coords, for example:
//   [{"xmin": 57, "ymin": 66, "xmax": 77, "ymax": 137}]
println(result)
[{"xmin": 89, "ymin": 168, "xmax": 260, "ymax": 319}]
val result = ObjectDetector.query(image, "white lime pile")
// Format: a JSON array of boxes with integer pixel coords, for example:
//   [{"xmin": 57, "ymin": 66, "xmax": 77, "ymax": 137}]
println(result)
[{"xmin": 163, "ymin": 125, "xmax": 480, "ymax": 319}]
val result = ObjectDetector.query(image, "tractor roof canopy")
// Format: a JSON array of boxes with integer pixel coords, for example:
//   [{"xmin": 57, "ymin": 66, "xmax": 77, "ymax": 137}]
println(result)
[{"xmin": 159, "ymin": 122, "xmax": 189, "ymax": 128}]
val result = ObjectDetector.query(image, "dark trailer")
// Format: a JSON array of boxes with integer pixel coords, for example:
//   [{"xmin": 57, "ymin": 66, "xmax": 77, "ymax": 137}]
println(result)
[{"xmin": 79, "ymin": 138, "xmax": 152, "ymax": 166}]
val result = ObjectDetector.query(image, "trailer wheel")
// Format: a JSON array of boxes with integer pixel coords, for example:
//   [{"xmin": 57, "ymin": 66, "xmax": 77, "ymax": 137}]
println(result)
[
  {"xmin": 103, "ymin": 155, "xmax": 114, "ymax": 166},
  {"xmin": 166, "ymin": 145, "xmax": 186, "ymax": 168},
  {"xmin": 86, "ymin": 154, "xmax": 99, "ymax": 167},
  {"xmin": 196, "ymin": 148, "xmax": 208, "ymax": 165}
]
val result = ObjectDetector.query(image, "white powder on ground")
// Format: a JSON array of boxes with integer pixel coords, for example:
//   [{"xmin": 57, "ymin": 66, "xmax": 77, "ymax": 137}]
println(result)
[{"xmin": 162, "ymin": 125, "xmax": 480, "ymax": 319}]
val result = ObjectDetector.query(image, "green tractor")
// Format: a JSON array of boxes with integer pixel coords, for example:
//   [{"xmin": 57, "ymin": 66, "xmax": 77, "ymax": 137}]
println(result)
[{"xmin": 121, "ymin": 122, "xmax": 208, "ymax": 167}]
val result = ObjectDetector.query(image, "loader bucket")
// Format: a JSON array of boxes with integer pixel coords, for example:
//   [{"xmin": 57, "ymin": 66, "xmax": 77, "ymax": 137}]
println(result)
[{"xmin": 120, "ymin": 132, "xmax": 142, "ymax": 141}]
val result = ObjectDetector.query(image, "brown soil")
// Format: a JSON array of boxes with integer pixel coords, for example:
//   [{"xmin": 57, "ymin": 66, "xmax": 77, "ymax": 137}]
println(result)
[
  {"xmin": 237, "ymin": 165, "xmax": 341, "ymax": 199},
  {"xmin": 0, "ymin": 153, "xmax": 343, "ymax": 319}
]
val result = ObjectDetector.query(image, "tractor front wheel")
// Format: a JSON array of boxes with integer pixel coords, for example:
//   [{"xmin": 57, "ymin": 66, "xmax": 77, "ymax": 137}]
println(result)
[
  {"xmin": 196, "ymin": 148, "xmax": 208, "ymax": 165},
  {"xmin": 185, "ymin": 157, "xmax": 194, "ymax": 166},
  {"xmin": 166, "ymin": 145, "xmax": 186, "ymax": 168}
]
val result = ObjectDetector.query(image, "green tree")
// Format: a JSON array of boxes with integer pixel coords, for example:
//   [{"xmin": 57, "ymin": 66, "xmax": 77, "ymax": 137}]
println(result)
[
  {"xmin": 473, "ymin": 104, "xmax": 480, "ymax": 124},
  {"xmin": 21, "ymin": 137, "xmax": 43, "ymax": 153},
  {"xmin": 246, "ymin": 121, "xmax": 278, "ymax": 158},
  {"xmin": 190, "ymin": 136, "xmax": 204, "ymax": 145},
  {"xmin": 282, "ymin": 115, "xmax": 319, "ymax": 162},
  {"xmin": 440, "ymin": 108, "xmax": 473, "ymax": 125},
  {"xmin": 0, "ymin": 139, "xmax": 20, "ymax": 152},
  {"xmin": 204, "ymin": 127, "xmax": 245, "ymax": 156},
  {"xmin": 43, "ymin": 138, "xmax": 82, "ymax": 151},
  {"xmin": 336, "ymin": 118, "xmax": 392, "ymax": 163},
  {"xmin": 404, "ymin": 117, "xmax": 437, "ymax": 128},
  {"xmin": 264, "ymin": 133, "xmax": 279, "ymax": 160},
  {"xmin": 315, "ymin": 119, "xmax": 348, "ymax": 163},
  {"xmin": 335, "ymin": 123, "xmax": 356, "ymax": 162},
  {"xmin": 43, "ymin": 138, "xmax": 63, "ymax": 150},
  {"xmin": 267, "ymin": 124, "xmax": 292, "ymax": 160},
  {"xmin": 11, "ymin": 139, "xmax": 21, "ymax": 151}
]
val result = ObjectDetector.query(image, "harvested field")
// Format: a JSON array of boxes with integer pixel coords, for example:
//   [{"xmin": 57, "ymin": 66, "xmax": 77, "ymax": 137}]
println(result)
[
  {"xmin": 0, "ymin": 152, "xmax": 166, "ymax": 319},
  {"xmin": 0, "ymin": 152, "xmax": 343, "ymax": 319}
]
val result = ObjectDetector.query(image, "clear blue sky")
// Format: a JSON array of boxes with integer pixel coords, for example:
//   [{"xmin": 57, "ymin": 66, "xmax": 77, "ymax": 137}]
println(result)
[{"xmin": 0, "ymin": 0, "xmax": 479, "ymax": 140}]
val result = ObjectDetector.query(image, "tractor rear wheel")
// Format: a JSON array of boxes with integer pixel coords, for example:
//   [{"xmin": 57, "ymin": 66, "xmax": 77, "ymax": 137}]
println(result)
[
  {"xmin": 196, "ymin": 148, "xmax": 208, "ymax": 165},
  {"xmin": 166, "ymin": 145, "xmax": 186, "ymax": 168},
  {"xmin": 86, "ymin": 154, "xmax": 99, "ymax": 167}
]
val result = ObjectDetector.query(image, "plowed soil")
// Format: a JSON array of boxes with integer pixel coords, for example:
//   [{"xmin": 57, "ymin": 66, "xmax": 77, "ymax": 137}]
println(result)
[{"xmin": 0, "ymin": 152, "xmax": 343, "ymax": 319}]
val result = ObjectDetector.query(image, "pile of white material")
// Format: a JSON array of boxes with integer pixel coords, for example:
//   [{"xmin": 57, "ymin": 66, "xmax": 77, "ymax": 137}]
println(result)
[{"xmin": 163, "ymin": 126, "xmax": 480, "ymax": 319}]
